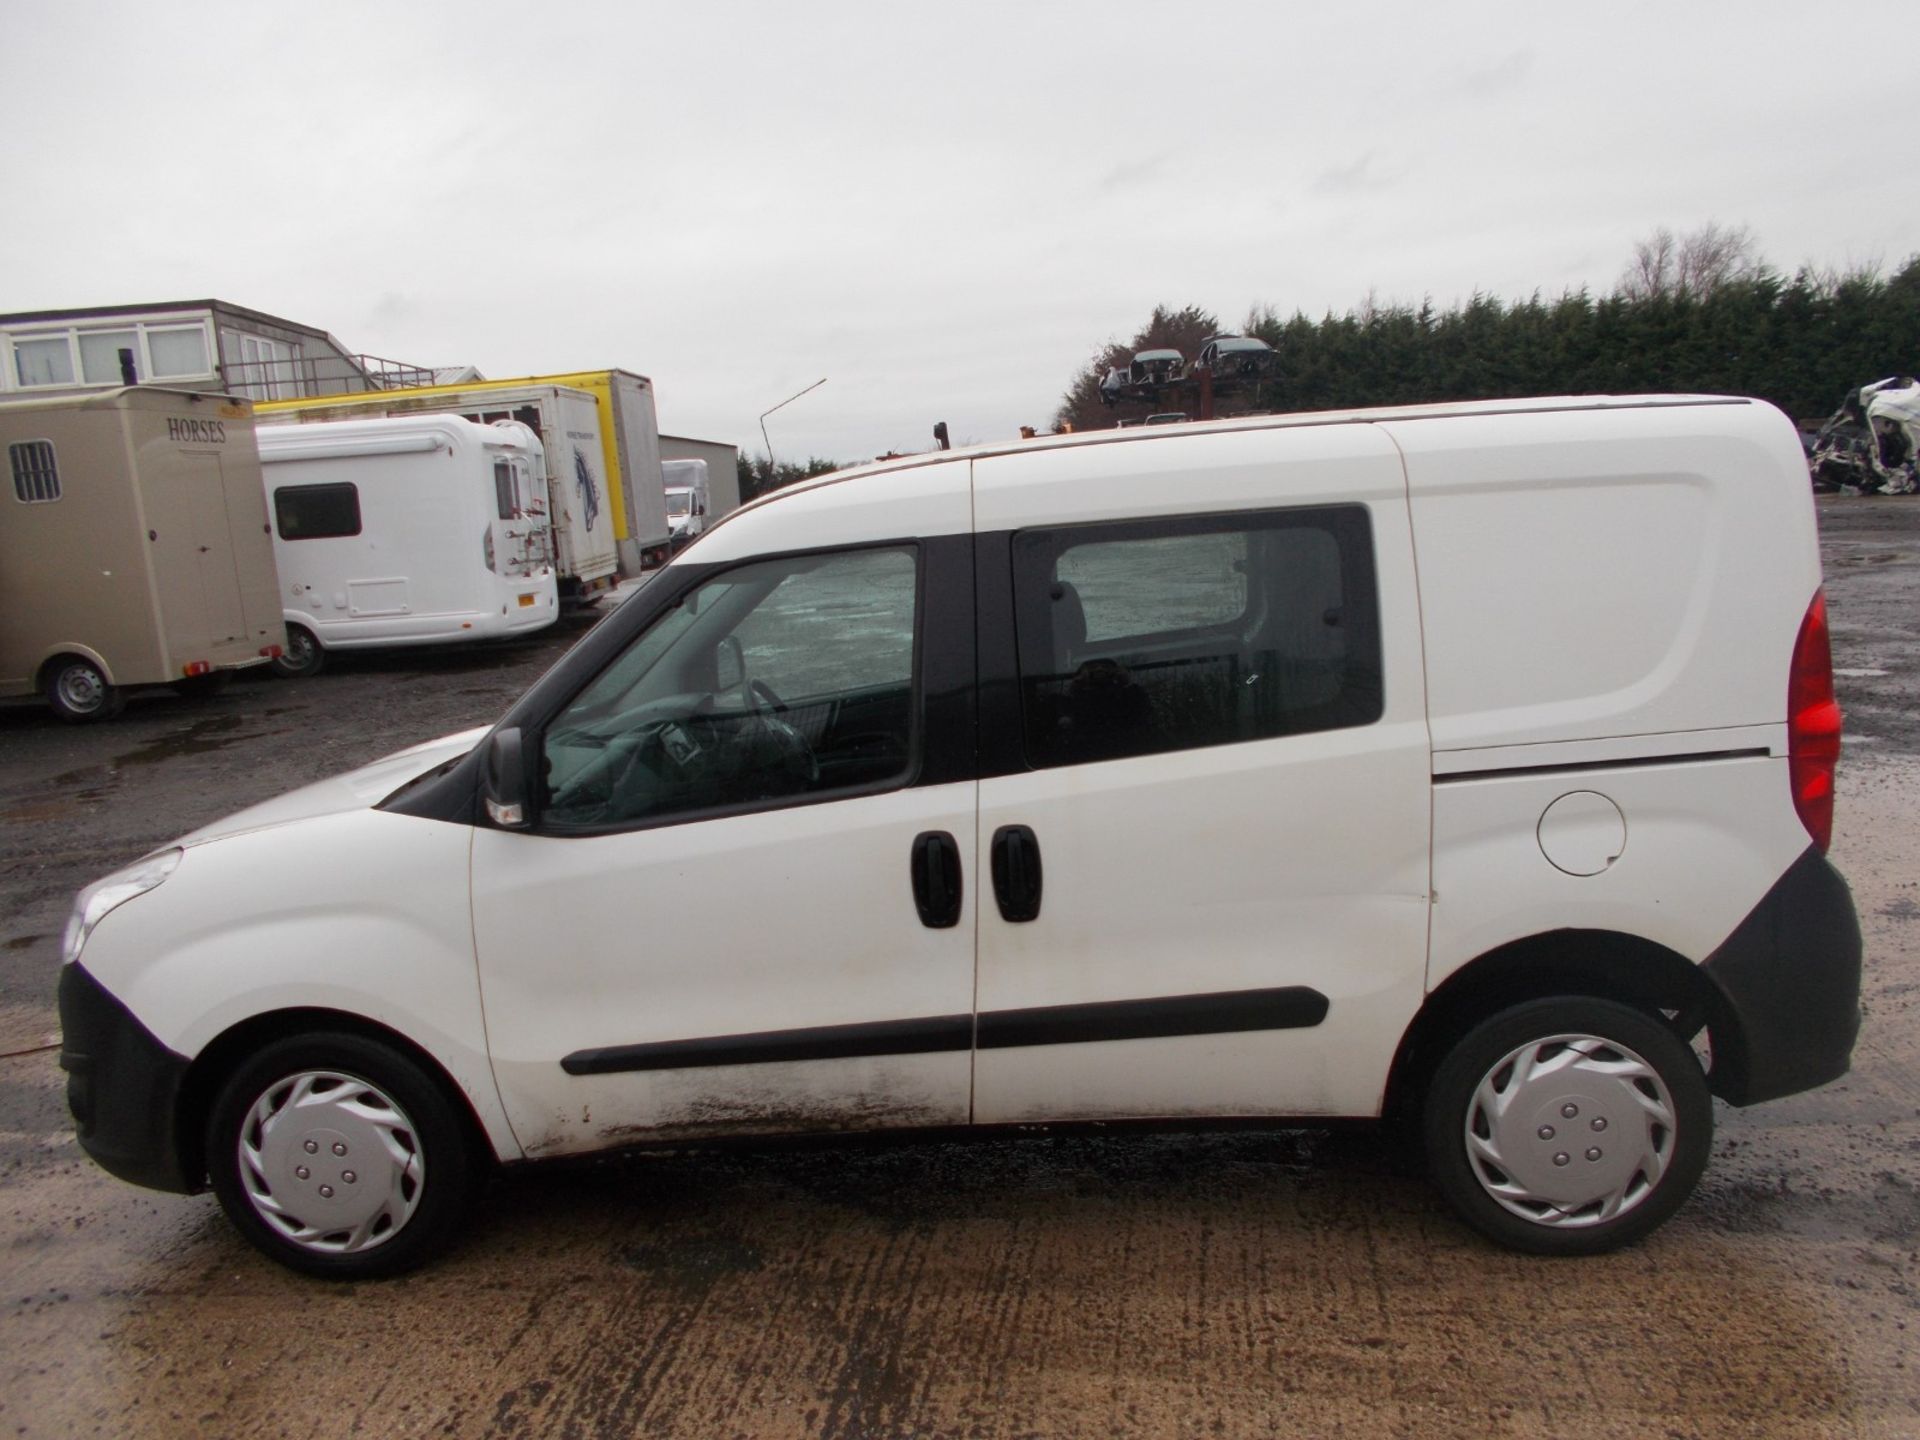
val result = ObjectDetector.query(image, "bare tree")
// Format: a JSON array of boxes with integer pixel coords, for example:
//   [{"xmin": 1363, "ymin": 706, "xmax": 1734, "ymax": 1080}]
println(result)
[{"xmin": 1619, "ymin": 222, "xmax": 1760, "ymax": 299}]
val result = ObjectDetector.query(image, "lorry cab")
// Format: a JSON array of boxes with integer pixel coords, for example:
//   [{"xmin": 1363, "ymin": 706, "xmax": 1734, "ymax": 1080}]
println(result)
[
  {"xmin": 59, "ymin": 395, "xmax": 1861, "ymax": 1277},
  {"xmin": 256, "ymin": 415, "xmax": 557, "ymax": 676}
]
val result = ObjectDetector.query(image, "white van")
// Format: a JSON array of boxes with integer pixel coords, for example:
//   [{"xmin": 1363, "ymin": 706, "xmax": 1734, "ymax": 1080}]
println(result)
[
  {"xmin": 58, "ymin": 395, "xmax": 1861, "ymax": 1277},
  {"xmin": 256, "ymin": 416, "xmax": 558, "ymax": 675},
  {"xmin": 661, "ymin": 457, "xmax": 710, "ymax": 550}
]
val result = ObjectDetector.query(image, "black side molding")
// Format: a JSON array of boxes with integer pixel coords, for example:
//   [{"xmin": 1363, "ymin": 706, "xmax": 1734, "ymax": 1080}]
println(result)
[
  {"xmin": 977, "ymin": 986, "xmax": 1328, "ymax": 1050},
  {"xmin": 58, "ymin": 963, "xmax": 196, "ymax": 1194},
  {"xmin": 561, "ymin": 985, "xmax": 1331, "ymax": 1077},
  {"xmin": 1433, "ymin": 747, "xmax": 1771, "ymax": 785}
]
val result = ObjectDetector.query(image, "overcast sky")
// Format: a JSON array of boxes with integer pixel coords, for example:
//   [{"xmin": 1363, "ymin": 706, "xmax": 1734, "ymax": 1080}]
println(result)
[{"xmin": 5, "ymin": 1, "xmax": 1913, "ymax": 462}]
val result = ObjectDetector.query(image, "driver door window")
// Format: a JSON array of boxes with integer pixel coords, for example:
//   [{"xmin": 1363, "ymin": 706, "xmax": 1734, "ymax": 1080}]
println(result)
[{"xmin": 543, "ymin": 546, "xmax": 919, "ymax": 830}]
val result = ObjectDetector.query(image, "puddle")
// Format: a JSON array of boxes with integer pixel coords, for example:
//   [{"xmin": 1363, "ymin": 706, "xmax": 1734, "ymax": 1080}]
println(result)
[{"xmin": 113, "ymin": 714, "xmax": 248, "ymax": 767}]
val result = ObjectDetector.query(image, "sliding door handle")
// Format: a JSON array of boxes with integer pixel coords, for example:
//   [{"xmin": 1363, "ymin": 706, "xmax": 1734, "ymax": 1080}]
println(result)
[
  {"xmin": 990, "ymin": 824, "xmax": 1043, "ymax": 923},
  {"xmin": 910, "ymin": 830, "xmax": 963, "ymax": 929}
]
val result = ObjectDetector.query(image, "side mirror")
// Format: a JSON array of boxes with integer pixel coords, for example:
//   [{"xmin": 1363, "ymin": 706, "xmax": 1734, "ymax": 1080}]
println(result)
[
  {"xmin": 482, "ymin": 727, "xmax": 529, "ymax": 828},
  {"xmin": 713, "ymin": 635, "xmax": 745, "ymax": 692}
]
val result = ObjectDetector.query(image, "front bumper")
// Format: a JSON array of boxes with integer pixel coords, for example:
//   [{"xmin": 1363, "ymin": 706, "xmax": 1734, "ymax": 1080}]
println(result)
[
  {"xmin": 57, "ymin": 963, "xmax": 196, "ymax": 1193},
  {"xmin": 1702, "ymin": 847, "xmax": 1863, "ymax": 1106}
]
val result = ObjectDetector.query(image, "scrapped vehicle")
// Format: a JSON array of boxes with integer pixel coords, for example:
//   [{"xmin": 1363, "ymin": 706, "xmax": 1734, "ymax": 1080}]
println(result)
[
  {"xmin": 1194, "ymin": 334, "xmax": 1276, "ymax": 379},
  {"xmin": 1808, "ymin": 377, "xmax": 1920, "ymax": 493},
  {"xmin": 61, "ymin": 395, "xmax": 1861, "ymax": 1278},
  {"xmin": 1128, "ymin": 347, "xmax": 1185, "ymax": 387}
]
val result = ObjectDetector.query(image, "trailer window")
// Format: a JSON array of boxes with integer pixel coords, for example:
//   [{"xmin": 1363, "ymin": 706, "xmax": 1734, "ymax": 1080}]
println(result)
[
  {"xmin": 9, "ymin": 441, "xmax": 59, "ymax": 502},
  {"xmin": 274, "ymin": 483, "xmax": 362, "ymax": 540}
]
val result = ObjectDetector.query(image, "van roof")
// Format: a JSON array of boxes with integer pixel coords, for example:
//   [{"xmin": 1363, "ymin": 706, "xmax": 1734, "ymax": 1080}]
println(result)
[{"xmin": 745, "ymin": 394, "xmax": 1755, "ymax": 514}]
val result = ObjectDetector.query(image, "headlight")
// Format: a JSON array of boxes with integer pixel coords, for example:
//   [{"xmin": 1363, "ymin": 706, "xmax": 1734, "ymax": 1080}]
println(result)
[{"xmin": 62, "ymin": 849, "xmax": 182, "ymax": 965}]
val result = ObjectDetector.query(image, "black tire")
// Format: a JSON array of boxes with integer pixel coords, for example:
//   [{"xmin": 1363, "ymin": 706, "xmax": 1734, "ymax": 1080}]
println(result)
[
  {"xmin": 205, "ymin": 1032, "xmax": 482, "ymax": 1279},
  {"xmin": 272, "ymin": 624, "xmax": 324, "ymax": 679},
  {"xmin": 44, "ymin": 655, "xmax": 125, "ymax": 723},
  {"xmin": 168, "ymin": 670, "xmax": 232, "ymax": 699},
  {"xmin": 1422, "ymin": 997, "xmax": 1711, "ymax": 1256}
]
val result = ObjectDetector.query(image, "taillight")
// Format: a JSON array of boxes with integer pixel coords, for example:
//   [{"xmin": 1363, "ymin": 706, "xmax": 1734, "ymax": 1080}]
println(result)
[{"xmin": 1788, "ymin": 588, "xmax": 1842, "ymax": 853}]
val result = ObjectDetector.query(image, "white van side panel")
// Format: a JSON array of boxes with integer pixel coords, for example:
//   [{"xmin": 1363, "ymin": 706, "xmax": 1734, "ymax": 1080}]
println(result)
[
  {"xmin": 1426, "ymin": 748, "xmax": 1809, "ymax": 988},
  {"xmin": 1389, "ymin": 401, "xmax": 1820, "ymax": 754}
]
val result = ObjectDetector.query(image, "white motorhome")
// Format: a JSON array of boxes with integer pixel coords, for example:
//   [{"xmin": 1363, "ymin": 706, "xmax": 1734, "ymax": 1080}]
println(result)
[
  {"xmin": 1, "ymin": 388, "xmax": 283, "ymax": 720},
  {"xmin": 661, "ymin": 458, "xmax": 711, "ymax": 550},
  {"xmin": 61, "ymin": 395, "xmax": 1860, "ymax": 1277},
  {"xmin": 255, "ymin": 416, "xmax": 557, "ymax": 675}
]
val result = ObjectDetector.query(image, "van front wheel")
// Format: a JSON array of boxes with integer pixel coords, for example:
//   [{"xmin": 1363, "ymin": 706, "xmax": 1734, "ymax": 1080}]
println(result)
[
  {"xmin": 1423, "ymin": 997, "xmax": 1711, "ymax": 1255},
  {"xmin": 272, "ymin": 625, "xmax": 324, "ymax": 679},
  {"xmin": 205, "ymin": 1033, "xmax": 480, "ymax": 1278},
  {"xmin": 45, "ymin": 656, "xmax": 124, "ymax": 723}
]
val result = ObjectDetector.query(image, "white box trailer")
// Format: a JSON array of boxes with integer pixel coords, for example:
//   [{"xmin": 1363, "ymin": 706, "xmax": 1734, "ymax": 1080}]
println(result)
[
  {"xmin": 258, "ymin": 371, "xmax": 672, "ymax": 601},
  {"xmin": 255, "ymin": 415, "xmax": 559, "ymax": 676},
  {"xmin": 0, "ymin": 387, "xmax": 282, "ymax": 721}
]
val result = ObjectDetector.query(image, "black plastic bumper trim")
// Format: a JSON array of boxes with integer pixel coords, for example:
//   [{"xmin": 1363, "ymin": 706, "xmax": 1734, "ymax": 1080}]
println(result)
[
  {"xmin": 1702, "ymin": 846, "xmax": 1863, "ymax": 1106},
  {"xmin": 561, "ymin": 986, "xmax": 1330, "ymax": 1077},
  {"xmin": 57, "ymin": 963, "xmax": 195, "ymax": 1194}
]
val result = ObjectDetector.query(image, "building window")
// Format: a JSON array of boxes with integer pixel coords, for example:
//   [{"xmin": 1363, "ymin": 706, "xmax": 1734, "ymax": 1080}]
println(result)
[
  {"xmin": 274, "ymin": 483, "xmax": 362, "ymax": 540},
  {"xmin": 3, "ymin": 318, "xmax": 218, "ymax": 391},
  {"xmin": 14, "ymin": 338, "xmax": 74, "ymax": 387},
  {"xmin": 236, "ymin": 334, "xmax": 299, "ymax": 399},
  {"xmin": 1012, "ymin": 505, "xmax": 1383, "ymax": 768},
  {"xmin": 78, "ymin": 330, "xmax": 139, "ymax": 385},
  {"xmin": 9, "ymin": 441, "xmax": 60, "ymax": 502},
  {"xmin": 147, "ymin": 326, "xmax": 211, "ymax": 379}
]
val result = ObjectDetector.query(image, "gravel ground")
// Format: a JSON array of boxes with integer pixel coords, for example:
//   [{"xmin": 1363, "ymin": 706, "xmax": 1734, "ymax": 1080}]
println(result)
[{"xmin": 1, "ymin": 499, "xmax": 1917, "ymax": 1438}]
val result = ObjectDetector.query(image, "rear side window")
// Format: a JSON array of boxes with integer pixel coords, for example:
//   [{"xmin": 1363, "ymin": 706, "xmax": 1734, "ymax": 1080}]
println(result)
[
  {"xmin": 493, "ymin": 460, "xmax": 517, "ymax": 519},
  {"xmin": 1012, "ymin": 505, "xmax": 1382, "ymax": 768},
  {"xmin": 274, "ymin": 482, "xmax": 361, "ymax": 540},
  {"xmin": 9, "ymin": 440, "xmax": 59, "ymax": 502}
]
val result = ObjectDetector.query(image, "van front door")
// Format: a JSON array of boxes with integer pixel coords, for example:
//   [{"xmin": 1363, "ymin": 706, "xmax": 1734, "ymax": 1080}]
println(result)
[
  {"xmin": 968, "ymin": 429, "xmax": 1432, "ymax": 1125},
  {"xmin": 470, "ymin": 532, "xmax": 978, "ymax": 1158}
]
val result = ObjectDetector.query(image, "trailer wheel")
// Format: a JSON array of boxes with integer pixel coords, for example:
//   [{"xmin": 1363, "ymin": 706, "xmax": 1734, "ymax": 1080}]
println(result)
[
  {"xmin": 272, "ymin": 625, "xmax": 325, "ymax": 679},
  {"xmin": 44, "ymin": 656, "xmax": 125, "ymax": 723}
]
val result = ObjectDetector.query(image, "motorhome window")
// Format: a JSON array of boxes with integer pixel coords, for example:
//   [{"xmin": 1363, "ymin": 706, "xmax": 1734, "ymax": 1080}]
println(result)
[
  {"xmin": 9, "ymin": 441, "xmax": 59, "ymax": 502},
  {"xmin": 1011, "ymin": 506, "xmax": 1383, "ymax": 768},
  {"xmin": 13, "ymin": 338, "xmax": 74, "ymax": 388},
  {"xmin": 274, "ymin": 483, "xmax": 362, "ymax": 540},
  {"xmin": 145, "ymin": 327, "xmax": 211, "ymax": 379},
  {"xmin": 78, "ymin": 330, "xmax": 139, "ymax": 384},
  {"xmin": 493, "ymin": 460, "xmax": 517, "ymax": 520},
  {"xmin": 541, "ymin": 545, "xmax": 919, "ymax": 831}
]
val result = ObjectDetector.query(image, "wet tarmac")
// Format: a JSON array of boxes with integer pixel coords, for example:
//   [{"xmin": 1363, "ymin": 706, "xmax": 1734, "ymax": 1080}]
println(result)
[{"xmin": 3, "ymin": 505, "xmax": 1920, "ymax": 1438}]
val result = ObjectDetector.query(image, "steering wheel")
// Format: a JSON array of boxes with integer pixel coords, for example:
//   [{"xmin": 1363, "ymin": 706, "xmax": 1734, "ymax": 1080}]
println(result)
[{"xmin": 748, "ymin": 678, "xmax": 788, "ymax": 716}]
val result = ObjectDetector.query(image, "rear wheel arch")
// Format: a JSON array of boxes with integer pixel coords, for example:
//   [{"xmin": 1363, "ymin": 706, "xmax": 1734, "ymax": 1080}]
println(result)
[
  {"xmin": 1384, "ymin": 930, "xmax": 1745, "ymax": 1126},
  {"xmin": 174, "ymin": 1008, "xmax": 498, "ymax": 1192}
]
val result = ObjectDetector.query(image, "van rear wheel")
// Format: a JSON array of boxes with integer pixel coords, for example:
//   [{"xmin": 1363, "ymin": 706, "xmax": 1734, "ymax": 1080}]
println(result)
[
  {"xmin": 44, "ymin": 656, "xmax": 125, "ymax": 723},
  {"xmin": 272, "ymin": 625, "xmax": 324, "ymax": 679},
  {"xmin": 1423, "ymin": 997, "xmax": 1711, "ymax": 1255}
]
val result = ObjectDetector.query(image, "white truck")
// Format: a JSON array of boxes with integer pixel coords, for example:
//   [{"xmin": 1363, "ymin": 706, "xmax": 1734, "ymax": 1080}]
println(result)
[
  {"xmin": 255, "ymin": 415, "xmax": 558, "ymax": 676},
  {"xmin": 661, "ymin": 458, "xmax": 711, "ymax": 550},
  {"xmin": 258, "ymin": 373, "xmax": 668, "ymax": 605}
]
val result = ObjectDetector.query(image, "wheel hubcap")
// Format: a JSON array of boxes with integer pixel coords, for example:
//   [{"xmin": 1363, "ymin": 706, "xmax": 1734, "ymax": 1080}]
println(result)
[
  {"xmin": 1464, "ymin": 1033, "xmax": 1675, "ymax": 1228},
  {"xmin": 238, "ymin": 1070, "xmax": 423, "ymax": 1254},
  {"xmin": 56, "ymin": 667, "xmax": 104, "ymax": 712}
]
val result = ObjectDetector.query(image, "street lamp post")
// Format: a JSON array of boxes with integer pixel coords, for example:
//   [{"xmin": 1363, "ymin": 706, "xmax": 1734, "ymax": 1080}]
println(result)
[{"xmin": 757, "ymin": 377, "xmax": 828, "ymax": 493}]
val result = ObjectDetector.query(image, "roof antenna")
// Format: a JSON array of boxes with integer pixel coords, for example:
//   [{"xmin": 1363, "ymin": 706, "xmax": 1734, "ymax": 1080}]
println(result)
[{"xmin": 933, "ymin": 422, "xmax": 950, "ymax": 451}]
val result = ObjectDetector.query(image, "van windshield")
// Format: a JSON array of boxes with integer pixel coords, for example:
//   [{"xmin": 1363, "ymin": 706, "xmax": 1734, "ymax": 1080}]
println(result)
[{"xmin": 664, "ymin": 491, "xmax": 691, "ymax": 516}]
